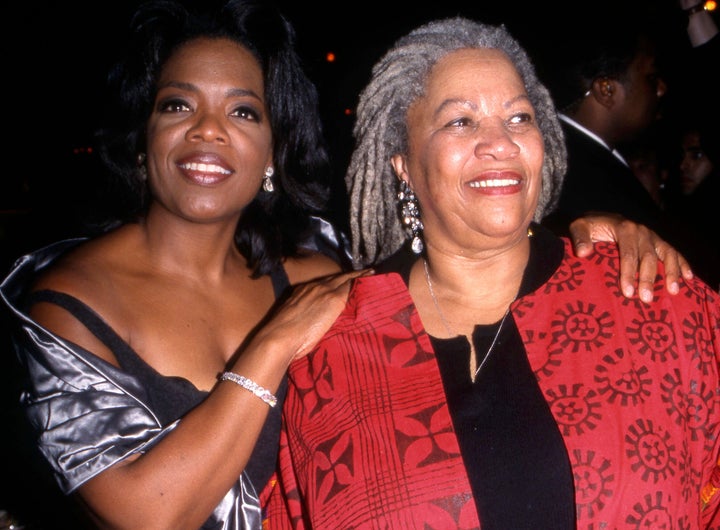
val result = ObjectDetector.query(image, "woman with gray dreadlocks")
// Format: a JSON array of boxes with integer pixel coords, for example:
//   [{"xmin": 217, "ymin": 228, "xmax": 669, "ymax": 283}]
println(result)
[{"xmin": 263, "ymin": 17, "xmax": 720, "ymax": 529}]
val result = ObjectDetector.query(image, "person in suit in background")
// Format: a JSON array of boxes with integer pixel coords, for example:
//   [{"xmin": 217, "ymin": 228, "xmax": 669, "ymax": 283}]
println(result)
[{"xmin": 541, "ymin": 6, "xmax": 672, "ymax": 241}]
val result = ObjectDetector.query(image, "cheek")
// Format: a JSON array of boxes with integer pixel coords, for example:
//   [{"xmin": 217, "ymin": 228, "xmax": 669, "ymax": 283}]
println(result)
[
  {"xmin": 696, "ymin": 161, "xmax": 713, "ymax": 180},
  {"xmin": 146, "ymin": 120, "xmax": 183, "ymax": 160},
  {"xmin": 422, "ymin": 136, "xmax": 470, "ymax": 178},
  {"xmin": 524, "ymin": 135, "xmax": 546, "ymax": 179}
]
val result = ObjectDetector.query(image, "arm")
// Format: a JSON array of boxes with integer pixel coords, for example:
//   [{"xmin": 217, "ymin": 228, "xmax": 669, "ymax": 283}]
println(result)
[
  {"xmin": 27, "ymin": 267, "xmax": 371, "ymax": 530},
  {"xmin": 679, "ymin": 0, "xmax": 719, "ymax": 47},
  {"xmin": 568, "ymin": 213, "xmax": 693, "ymax": 303}
]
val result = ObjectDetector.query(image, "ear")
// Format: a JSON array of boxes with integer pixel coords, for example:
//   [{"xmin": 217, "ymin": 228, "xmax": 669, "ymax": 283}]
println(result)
[
  {"xmin": 588, "ymin": 77, "xmax": 620, "ymax": 109},
  {"xmin": 391, "ymin": 153, "xmax": 410, "ymax": 186}
]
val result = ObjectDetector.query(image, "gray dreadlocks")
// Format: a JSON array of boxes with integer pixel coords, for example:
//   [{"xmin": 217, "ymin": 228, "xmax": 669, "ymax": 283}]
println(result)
[{"xmin": 345, "ymin": 17, "xmax": 567, "ymax": 268}]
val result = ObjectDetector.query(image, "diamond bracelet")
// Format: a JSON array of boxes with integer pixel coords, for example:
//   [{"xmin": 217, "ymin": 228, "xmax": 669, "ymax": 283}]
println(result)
[{"xmin": 219, "ymin": 372, "xmax": 277, "ymax": 407}]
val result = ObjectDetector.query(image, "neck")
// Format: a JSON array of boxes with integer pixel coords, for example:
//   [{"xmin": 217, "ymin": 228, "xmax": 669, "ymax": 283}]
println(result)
[
  {"xmin": 410, "ymin": 236, "xmax": 528, "ymax": 331},
  {"xmin": 133, "ymin": 210, "xmax": 245, "ymax": 283},
  {"xmin": 566, "ymin": 104, "xmax": 617, "ymax": 149}
]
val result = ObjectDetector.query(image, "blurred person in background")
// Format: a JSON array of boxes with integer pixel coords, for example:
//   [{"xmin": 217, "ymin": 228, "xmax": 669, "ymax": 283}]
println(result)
[
  {"xmin": 666, "ymin": 119, "xmax": 720, "ymax": 290},
  {"xmin": 540, "ymin": 5, "xmax": 673, "ymax": 242}
]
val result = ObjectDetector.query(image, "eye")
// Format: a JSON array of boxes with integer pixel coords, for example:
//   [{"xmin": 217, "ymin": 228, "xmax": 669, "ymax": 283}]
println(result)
[
  {"xmin": 507, "ymin": 112, "xmax": 534, "ymax": 127},
  {"xmin": 230, "ymin": 105, "xmax": 261, "ymax": 122},
  {"xmin": 446, "ymin": 116, "xmax": 474, "ymax": 129},
  {"xmin": 158, "ymin": 98, "xmax": 192, "ymax": 113}
]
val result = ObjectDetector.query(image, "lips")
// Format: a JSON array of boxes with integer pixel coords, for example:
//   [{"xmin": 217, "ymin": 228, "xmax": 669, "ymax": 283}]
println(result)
[
  {"xmin": 468, "ymin": 177, "xmax": 520, "ymax": 188},
  {"xmin": 467, "ymin": 171, "xmax": 522, "ymax": 193},
  {"xmin": 177, "ymin": 154, "xmax": 234, "ymax": 185}
]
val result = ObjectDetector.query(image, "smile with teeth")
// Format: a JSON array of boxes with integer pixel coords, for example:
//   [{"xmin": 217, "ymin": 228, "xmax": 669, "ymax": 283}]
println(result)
[
  {"xmin": 469, "ymin": 178, "xmax": 519, "ymax": 188},
  {"xmin": 179, "ymin": 162, "xmax": 232, "ymax": 175}
]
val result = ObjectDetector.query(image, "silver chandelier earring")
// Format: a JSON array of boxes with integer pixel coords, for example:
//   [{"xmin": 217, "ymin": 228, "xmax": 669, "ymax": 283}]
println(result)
[
  {"xmin": 262, "ymin": 167, "xmax": 275, "ymax": 193},
  {"xmin": 398, "ymin": 179, "xmax": 424, "ymax": 254}
]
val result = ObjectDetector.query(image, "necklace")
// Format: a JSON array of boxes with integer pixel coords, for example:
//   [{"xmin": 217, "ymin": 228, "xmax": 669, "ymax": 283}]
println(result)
[{"xmin": 422, "ymin": 259, "xmax": 510, "ymax": 381}]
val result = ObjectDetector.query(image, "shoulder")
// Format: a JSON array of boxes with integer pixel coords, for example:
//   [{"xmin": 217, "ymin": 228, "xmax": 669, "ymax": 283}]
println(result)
[
  {"xmin": 31, "ymin": 233, "xmax": 122, "ymax": 296},
  {"xmin": 24, "ymin": 231, "xmax": 133, "ymax": 366}
]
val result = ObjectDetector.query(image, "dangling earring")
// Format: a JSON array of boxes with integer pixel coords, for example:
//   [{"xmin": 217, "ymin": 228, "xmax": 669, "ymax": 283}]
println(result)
[
  {"xmin": 137, "ymin": 152, "xmax": 147, "ymax": 182},
  {"xmin": 398, "ymin": 179, "xmax": 424, "ymax": 254},
  {"xmin": 262, "ymin": 167, "xmax": 274, "ymax": 193}
]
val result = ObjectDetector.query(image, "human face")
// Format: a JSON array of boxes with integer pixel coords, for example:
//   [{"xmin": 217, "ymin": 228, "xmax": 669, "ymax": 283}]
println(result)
[
  {"xmin": 615, "ymin": 47, "xmax": 666, "ymax": 142},
  {"xmin": 679, "ymin": 130, "xmax": 713, "ymax": 195},
  {"xmin": 392, "ymin": 48, "xmax": 544, "ymax": 254},
  {"xmin": 145, "ymin": 37, "xmax": 273, "ymax": 224}
]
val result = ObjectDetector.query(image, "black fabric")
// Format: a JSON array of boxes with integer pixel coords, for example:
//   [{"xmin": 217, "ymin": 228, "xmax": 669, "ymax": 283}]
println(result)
[
  {"xmin": 26, "ymin": 289, "xmax": 204, "ymax": 425},
  {"xmin": 384, "ymin": 224, "xmax": 576, "ymax": 529},
  {"xmin": 24, "ymin": 261, "xmax": 291, "ymax": 492},
  {"xmin": 432, "ymin": 321, "xmax": 575, "ymax": 529},
  {"xmin": 542, "ymin": 121, "xmax": 672, "ymax": 240}
]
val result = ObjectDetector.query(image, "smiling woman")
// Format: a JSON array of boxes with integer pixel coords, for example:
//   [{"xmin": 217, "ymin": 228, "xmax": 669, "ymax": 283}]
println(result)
[
  {"xmin": 0, "ymin": 1, "xmax": 368, "ymax": 529},
  {"xmin": 263, "ymin": 16, "xmax": 720, "ymax": 529}
]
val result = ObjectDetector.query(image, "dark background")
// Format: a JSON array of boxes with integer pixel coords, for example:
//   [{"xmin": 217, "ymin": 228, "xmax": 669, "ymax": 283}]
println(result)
[{"xmin": 1, "ymin": 1, "xmax": 713, "ymax": 528}]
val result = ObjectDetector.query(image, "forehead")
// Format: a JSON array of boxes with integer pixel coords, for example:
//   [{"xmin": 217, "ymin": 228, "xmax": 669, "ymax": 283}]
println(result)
[
  {"xmin": 162, "ymin": 37, "xmax": 263, "ymax": 81},
  {"xmin": 425, "ymin": 48, "xmax": 524, "ymax": 94},
  {"xmin": 682, "ymin": 130, "xmax": 701, "ymax": 145}
]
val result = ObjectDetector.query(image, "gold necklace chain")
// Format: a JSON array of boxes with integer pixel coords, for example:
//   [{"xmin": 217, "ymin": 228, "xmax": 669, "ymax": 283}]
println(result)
[{"xmin": 422, "ymin": 259, "xmax": 510, "ymax": 381}]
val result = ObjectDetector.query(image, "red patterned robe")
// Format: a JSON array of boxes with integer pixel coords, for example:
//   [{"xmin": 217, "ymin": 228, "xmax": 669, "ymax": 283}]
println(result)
[{"xmin": 263, "ymin": 236, "xmax": 720, "ymax": 529}]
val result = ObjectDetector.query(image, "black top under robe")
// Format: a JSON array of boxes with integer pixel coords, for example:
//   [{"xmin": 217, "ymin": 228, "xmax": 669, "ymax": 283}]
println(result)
[{"xmin": 379, "ymin": 223, "xmax": 576, "ymax": 529}]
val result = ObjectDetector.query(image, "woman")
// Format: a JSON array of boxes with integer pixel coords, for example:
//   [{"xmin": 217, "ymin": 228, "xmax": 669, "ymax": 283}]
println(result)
[
  {"xmin": 263, "ymin": 17, "xmax": 720, "ymax": 528},
  {"xmin": 0, "ymin": 1, "xmax": 368, "ymax": 529}
]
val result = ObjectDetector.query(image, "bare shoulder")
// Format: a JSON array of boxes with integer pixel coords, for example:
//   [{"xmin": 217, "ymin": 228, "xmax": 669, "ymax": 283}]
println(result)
[
  {"xmin": 28, "ymin": 233, "xmax": 130, "ymax": 365},
  {"xmin": 33, "ymin": 229, "xmax": 127, "ymax": 290},
  {"xmin": 31, "ymin": 235, "xmax": 121, "ymax": 295},
  {"xmin": 283, "ymin": 250, "xmax": 342, "ymax": 285}
]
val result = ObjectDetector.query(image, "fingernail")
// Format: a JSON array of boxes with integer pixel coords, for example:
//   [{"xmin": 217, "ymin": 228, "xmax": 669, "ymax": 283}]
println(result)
[
  {"xmin": 669, "ymin": 282, "xmax": 679, "ymax": 294},
  {"xmin": 624, "ymin": 285, "xmax": 634, "ymax": 298},
  {"xmin": 641, "ymin": 289, "xmax": 653, "ymax": 303}
]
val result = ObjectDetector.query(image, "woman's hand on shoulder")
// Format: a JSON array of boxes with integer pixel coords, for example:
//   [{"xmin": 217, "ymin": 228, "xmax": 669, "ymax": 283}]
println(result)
[
  {"xmin": 253, "ymin": 262, "xmax": 374, "ymax": 364},
  {"xmin": 568, "ymin": 213, "xmax": 693, "ymax": 303}
]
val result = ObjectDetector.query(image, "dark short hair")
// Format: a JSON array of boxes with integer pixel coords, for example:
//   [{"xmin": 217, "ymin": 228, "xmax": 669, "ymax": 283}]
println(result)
[{"xmin": 545, "ymin": 7, "xmax": 661, "ymax": 111}]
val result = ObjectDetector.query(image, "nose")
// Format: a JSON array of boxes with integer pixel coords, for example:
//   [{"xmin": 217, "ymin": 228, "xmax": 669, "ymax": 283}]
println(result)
[
  {"xmin": 473, "ymin": 119, "xmax": 520, "ymax": 159},
  {"xmin": 186, "ymin": 111, "xmax": 228, "ymax": 144},
  {"xmin": 679, "ymin": 153, "xmax": 690, "ymax": 173}
]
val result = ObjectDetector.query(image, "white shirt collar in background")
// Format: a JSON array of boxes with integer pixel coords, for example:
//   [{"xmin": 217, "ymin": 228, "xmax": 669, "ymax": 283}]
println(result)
[{"xmin": 559, "ymin": 114, "xmax": 629, "ymax": 168}]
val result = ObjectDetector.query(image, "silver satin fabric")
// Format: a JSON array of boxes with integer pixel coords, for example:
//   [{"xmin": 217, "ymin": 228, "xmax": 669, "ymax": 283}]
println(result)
[{"xmin": 1, "ymin": 239, "xmax": 262, "ymax": 530}]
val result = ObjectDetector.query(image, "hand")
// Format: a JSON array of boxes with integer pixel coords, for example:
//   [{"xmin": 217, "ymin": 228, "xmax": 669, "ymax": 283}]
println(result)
[
  {"xmin": 568, "ymin": 213, "xmax": 693, "ymax": 303},
  {"xmin": 252, "ymin": 268, "xmax": 374, "ymax": 363}
]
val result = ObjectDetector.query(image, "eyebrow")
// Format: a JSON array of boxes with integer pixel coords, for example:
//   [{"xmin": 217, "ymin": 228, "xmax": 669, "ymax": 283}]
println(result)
[
  {"xmin": 505, "ymin": 94, "xmax": 531, "ymax": 108},
  {"xmin": 157, "ymin": 81, "xmax": 263, "ymax": 101},
  {"xmin": 433, "ymin": 93, "xmax": 531, "ymax": 118}
]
